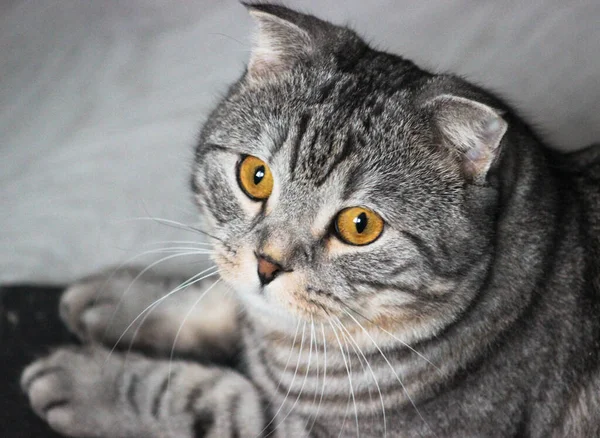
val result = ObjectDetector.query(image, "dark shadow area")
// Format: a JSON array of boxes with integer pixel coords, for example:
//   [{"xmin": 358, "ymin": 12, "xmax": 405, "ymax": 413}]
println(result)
[{"xmin": 0, "ymin": 285, "xmax": 73, "ymax": 438}]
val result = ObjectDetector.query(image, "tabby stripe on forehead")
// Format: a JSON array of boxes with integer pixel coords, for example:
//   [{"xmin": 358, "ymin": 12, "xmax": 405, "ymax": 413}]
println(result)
[
  {"xmin": 341, "ymin": 136, "xmax": 368, "ymax": 200},
  {"xmin": 289, "ymin": 112, "xmax": 311, "ymax": 180},
  {"xmin": 315, "ymin": 131, "xmax": 356, "ymax": 187}
]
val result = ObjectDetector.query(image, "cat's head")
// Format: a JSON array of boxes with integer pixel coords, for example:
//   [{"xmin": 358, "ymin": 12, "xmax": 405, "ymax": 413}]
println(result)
[{"xmin": 192, "ymin": 4, "xmax": 509, "ymax": 341}]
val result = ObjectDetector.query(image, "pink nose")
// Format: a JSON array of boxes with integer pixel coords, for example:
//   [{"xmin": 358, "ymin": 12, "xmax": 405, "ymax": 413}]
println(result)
[{"xmin": 257, "ymin": 255, "xmax": 282, "ymax": 285}]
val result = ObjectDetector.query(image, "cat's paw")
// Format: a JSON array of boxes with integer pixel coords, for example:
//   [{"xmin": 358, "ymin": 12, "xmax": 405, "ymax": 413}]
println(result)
[
  {"xmin": 59, "ymin": 268, "xmax": 238, "ymax": 357},
  {"xmin": 59, "ymin": 268, "xmax": 173, "ymax": 346},
  {"xmin": 20, "ymin": 347, "xmax": 134, "ymax": 437}
]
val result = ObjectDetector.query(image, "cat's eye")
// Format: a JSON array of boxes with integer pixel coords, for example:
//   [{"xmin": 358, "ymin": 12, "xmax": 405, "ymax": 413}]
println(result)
[
  {"xmin": 237, "ymin": 155, "xmax": 274, "ymax": 201},
  {"xmin": 334, "ymin": 206, "xmax": 384, "ymax": 246}
]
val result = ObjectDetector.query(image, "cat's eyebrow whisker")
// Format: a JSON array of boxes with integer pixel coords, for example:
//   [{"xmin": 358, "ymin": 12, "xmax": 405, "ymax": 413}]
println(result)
[
  {"xmin": 306, "ymin": 322, "xmax": 328, "ymax": 436},
  {"xmin": 345, "ymin": 305, "xmax": 441, "ymax": 373},
  {"xmin": 333, "ymin": 316, "xmax": 387, "ymax": 438},
  {"xmin": 343, "ymin": 309, "xmax": 437, "ymax": 438},
  {"xmin": 257, "ymin": 321, "xmax": 307, "ymax": 438},
  {"xmin": 328, "ymin": 318, "xmax": 359, "ymax": 438},
  {"xmin": 107, "ymin": 266, "xmax": 220, "ymax": 365},
  {"xmin": 166, "ymin": 278, "xmax": 222, "ymax": 396}
]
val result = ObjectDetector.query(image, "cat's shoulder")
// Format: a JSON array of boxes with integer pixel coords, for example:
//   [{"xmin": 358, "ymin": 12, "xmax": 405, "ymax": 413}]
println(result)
[{"xmin": 552, "ymin": 142, "xmax": 600, "ymax": 179}]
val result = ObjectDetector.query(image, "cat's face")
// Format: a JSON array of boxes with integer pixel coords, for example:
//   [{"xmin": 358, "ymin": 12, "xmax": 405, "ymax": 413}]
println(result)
[{"xmin": 192, "ymin": 5, "xmax": 507, "ymax": 341}]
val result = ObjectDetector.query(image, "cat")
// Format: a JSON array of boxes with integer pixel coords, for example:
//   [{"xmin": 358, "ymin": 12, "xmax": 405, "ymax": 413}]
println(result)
[{"xmin": 21, "ymin": 3, "xmax": 600, "ymax": 437}]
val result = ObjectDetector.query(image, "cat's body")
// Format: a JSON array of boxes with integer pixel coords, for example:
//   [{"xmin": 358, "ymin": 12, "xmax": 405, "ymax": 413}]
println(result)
[{"xmin": 22, "ymin": 4, "xmax": 600, "ymax": 437}]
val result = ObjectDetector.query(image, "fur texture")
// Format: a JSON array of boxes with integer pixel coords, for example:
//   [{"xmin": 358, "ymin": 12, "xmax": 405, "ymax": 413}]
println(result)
[{"xmin": 22, "ymin": 4, "xmax": 600, "ymax": 437}]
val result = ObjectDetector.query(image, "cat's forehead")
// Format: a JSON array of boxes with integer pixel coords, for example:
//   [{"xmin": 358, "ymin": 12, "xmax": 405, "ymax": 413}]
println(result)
[{"xmin": 233, "ymin": 73, "xmax": 423, "ymax": 172}]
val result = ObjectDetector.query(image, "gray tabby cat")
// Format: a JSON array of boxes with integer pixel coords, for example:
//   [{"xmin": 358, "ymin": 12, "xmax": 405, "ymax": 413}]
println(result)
[{"xmin": 22, "ymin": 4, "xmax": 600, "ymax": 437}]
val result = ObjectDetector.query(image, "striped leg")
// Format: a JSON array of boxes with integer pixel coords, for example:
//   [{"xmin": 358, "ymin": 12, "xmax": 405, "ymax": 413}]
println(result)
[{"xmin": 21, "ymin": 346, "xmax": 311, "ymax": 437}]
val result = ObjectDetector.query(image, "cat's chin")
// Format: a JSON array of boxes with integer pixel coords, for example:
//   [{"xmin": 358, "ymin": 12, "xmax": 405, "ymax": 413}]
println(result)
[{"xmin": 232, "ymin": 287, "xmax": 303, "ymax": 331}]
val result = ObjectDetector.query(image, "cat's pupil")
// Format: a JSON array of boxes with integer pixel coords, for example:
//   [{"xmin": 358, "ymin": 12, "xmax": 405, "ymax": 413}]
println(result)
[
  {"xmin": 254, "ymin": 166, "xmax": 265, "ymax": 185},
  {"xmin": 354, "ymin": 212, "xmax": 368, "ymax": 233}
]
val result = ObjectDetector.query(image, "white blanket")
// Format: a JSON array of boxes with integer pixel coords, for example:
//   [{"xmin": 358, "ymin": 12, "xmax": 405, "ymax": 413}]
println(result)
[{"xmin": 2, "ymin": 0, "xmax": 599, "ymax": 283}]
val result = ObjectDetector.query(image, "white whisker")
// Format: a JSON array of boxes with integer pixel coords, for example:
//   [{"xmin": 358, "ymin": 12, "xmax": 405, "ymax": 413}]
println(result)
[
  {"xmin": 306, "ymin": 322, "xmax": 328, "ymax": 436},
  {"xmin": 257, "ymin": 321, "xmax": 306, "ymax": 438},
  {"xmin": 270, "ymin": 317, "xmax": 314, "ymax": 437},
  {"xmin": 166, "ymin": 278, "xmax": 222, "ymax": 394},
  {"xmin": 102, "ymin": 250, "xmax": 216, "ymax": 342},
  {"xmin": 145, "ymin": 240, "xmax": 214, "ymax": 247},
  {"xmin": 333, "ymin": 318, "xmax": 373, "ymax": 406},
  {"xmin": 107, "ymin": 266, "xmax": 220, "ymax": 363},
  {"xmin": 304, "ymin": 318, "xmax": 320, "ymax": 431},
  {"xmin": 117, "ymin": 216, "xmax": 222, "ymax": 242},
  {"xmin": 347, "ymin": 307, "xmax": 441, "ymax": 372},
  {"xmin": 333, "ymin": 317, "xmax": 387, "ymax": 438},
  {"xmin": 329, "ymin": 319, "xmax": 359, "ymax": 438},
  {"xmin": 122, "ymin": 266, "xmax": 221, "ymax": 361},
  {"xmin": 343, "ymin": 309, "xmax": 436, "ymax": 437}
]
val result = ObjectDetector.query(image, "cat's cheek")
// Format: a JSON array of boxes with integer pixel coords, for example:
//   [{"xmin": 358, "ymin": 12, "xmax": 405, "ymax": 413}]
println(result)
[
  {"xmin": 263, "ymin": 273, "xmax": 338, "ymax": 322},
  {"xmin": 214, "ymin": 246, "xmax": 262, "ymax": 293}
]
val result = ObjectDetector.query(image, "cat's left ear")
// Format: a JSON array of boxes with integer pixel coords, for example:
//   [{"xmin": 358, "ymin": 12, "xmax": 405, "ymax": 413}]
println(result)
[{"xmin": 423, "ymin": 94, "xmax": 508, "ymax": 183}]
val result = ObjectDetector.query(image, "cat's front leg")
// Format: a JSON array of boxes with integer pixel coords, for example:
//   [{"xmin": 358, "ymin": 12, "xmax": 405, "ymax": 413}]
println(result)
[
  {"xmin": 21, "ymin": 346, "xmax": 308, "ymax": 438},
  {"xmin": 59, "ymin": 267, "xmax": 238, "ymax": 362}
]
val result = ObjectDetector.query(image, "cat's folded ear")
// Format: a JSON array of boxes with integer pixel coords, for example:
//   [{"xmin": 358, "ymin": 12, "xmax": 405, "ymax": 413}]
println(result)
[
  {"xmin": 422, "ymin": 94, "xmax": 508, "ymax": 183},
  {"xmin": 242, "ymin": 3, "xmax": 365, "ymax": 82}
]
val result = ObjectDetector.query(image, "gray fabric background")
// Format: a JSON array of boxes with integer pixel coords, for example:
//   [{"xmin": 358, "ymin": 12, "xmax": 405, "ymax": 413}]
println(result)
[{"xmin": 1, "ymin": 0, "xmax": 599, "ymax": 284}]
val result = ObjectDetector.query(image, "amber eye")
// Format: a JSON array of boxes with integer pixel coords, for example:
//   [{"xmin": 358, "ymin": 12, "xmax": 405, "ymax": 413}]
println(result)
[
  {"xmin": 237, "ymin": 155, "xmax": 274, "ymax": 201},
  {"xmin": 334, "ymin": 206, "xmax": 384, "ymax": 246}
]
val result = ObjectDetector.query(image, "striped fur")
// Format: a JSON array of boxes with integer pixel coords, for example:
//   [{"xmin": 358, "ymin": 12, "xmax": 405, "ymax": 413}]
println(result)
[{"xmin": 22, "ymin": 4, "xmax": 600, "ymax": 437}]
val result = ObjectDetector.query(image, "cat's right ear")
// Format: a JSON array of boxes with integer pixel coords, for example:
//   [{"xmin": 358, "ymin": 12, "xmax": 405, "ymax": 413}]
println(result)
[
  {"xmin": 244, "ymin": 3, "xmax": 313, "ymax": 81},
  {"xmin": 242, "ymin": 3, "xmax": 365, "ymax": 83}
]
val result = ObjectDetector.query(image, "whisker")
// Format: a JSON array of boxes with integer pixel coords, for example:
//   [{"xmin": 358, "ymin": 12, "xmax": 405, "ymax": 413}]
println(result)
[
  {"xmin": 306, "ymin": 322, "xmax": 328, "ymax": 436},
  {"xmin": 343, "ymin": 309, "xmax": 436, "ymax": 437},
  {"xmin": 106, "ymin": 266, "xmax": 220, "ymax": 363},
  {"xmin": 339, "ymin": 322, "xmax": 361, "ymax": 438},
  {"xmin": 269, "ymin": 317, "xmax": 314, "ymax": 438},
  {"xmin": 333, "ymin": 317, "xmax": 387, "ymax": 438},
  {"xmin": 329, "ymin": 319, "xmax": 359, "ymax": 438},
  {"xmin": 122, "ymin": 266, "xmax": 220, "ymax": 361},
  {"xmin": 257, "ymin": 321, "xmax": 306, "ymax": 438},
  {"xmin": 145, "ymin": 240, "xmax": 214, "ymax": 247},
  {"xmin": 303, "ymin": 317, "xmax": 320, "ymax": 431},
  {"xmin": 101, "ymin": 251, "xmax": 215, "ymax": 342},
  {"xmin": 333, "ymin": 318, "xmax": 373, "ymax": 405},
  {"xmin": 84, "ymin": 248, "xmax": 214, "ymax": 337},
  {"xmin": 345, "ymin": 306, "xmax": 441, "ymax": 372},
  {"xmin": 166, "ymin": 278, "xmax": 222, "ymax": 395},
  {"xmin": 119, "ymin": 216, "xmax": 223, "ymax": 243}
]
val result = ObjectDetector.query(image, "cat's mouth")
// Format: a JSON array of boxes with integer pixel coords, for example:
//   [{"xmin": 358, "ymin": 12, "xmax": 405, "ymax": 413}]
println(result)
[{"xmin": 212, "ymin": 243, "xmax": 342, "ymax": 321}]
